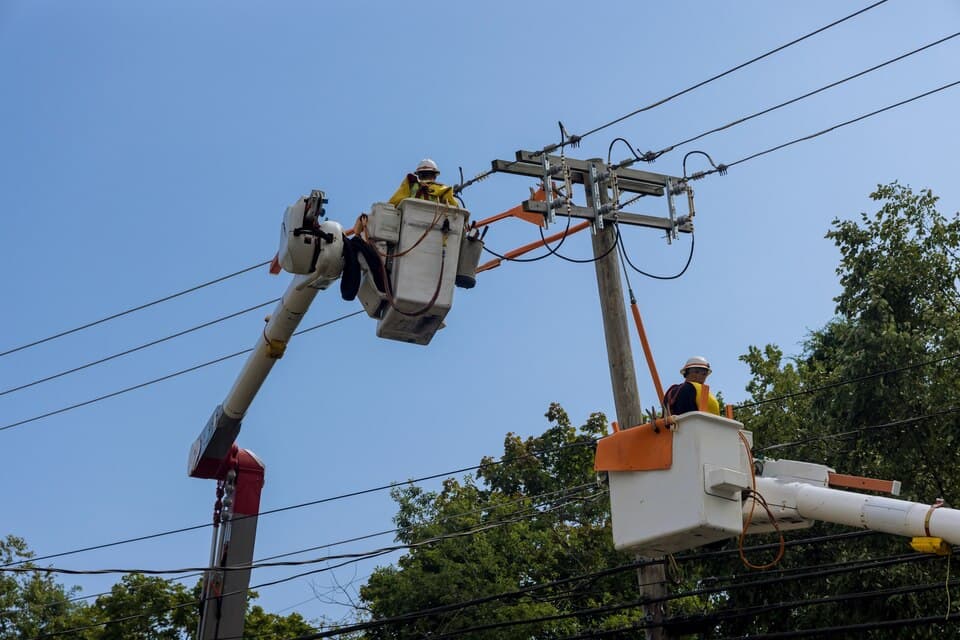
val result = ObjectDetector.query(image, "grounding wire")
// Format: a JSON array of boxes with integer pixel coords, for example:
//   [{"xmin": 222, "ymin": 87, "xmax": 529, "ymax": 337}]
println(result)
[
  {"xmin": 642, "ymin": 30, "xmax": 960, "ymax": 161},
  {"xmin": 0, "ymin": 261, "xmax": 270, "ymax": 358},
  {"xmin": 0, "ymin": 298, "xmax": 281, "ymax": 397},
  {"xmin": 688, "ymin": 78, "xmax": 960, "ymax": 182},
  {"xmin": 0, "ymin": 309, "xmax": 365, "ymax": 433}
]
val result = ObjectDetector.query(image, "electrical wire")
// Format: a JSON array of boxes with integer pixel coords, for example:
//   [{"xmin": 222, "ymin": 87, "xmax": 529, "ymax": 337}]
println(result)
[
  {"xmin": 25, "ymin": 490, "xmax": 607, "ymax": 639},
  {"xmin": 269, "ymin": 531, "xmax": 888, "ymax": 640},
  {"xmin": 672, "ymin": 579, "xmax": 959, "ymax": 634},
  {"xmin": 689, "ymin": 78, "xmax": 960, "ymax": 181},
  {"xmin": 12, "ymin": 482, "xmax": 603, "ymax": 610},
  {"xmin": 549, "ymin": 0, "xmax": 891, "ymax": 150},
  {"xmin": 644, "ymin": 31, "xmax": 960, "ymax": 160},
  {"xmin": 755, "ymin": 405, "xmax": 960, "ymax": 453},
  {"xmin": 0, "ymin": 298, "xmax": 281, "ymax": 397},
  {"xmin": 3, "ymin": 491, "xmax": 607, "ymax": 577},
  {"xmin": 716, "ymin": 612, "xmax": 960, "ymax": 640},
  {"xmin": 0, "ymin": 261, "xmax": 271, "ymax": 358},
  {"xmin": 1, "ymin": 438, "xmax": 598, "ymax": 567},
  {"xmin": 27, "ymin": 527, "xmax": 915, "ymax": 639},
  {"xmin": 616, "ymin": 224, "xmax": 695, "ymax": 280},
  {"xmin": 737, "ymin": 350, "xmax": 960, "ymax": 410},
  {"xmin": 360, "ymin": 549, "xmax": 945, "ymax": 640},
  {"xmin": 0, "ymin": 309, "xmax": 365, "ymax": 433}
]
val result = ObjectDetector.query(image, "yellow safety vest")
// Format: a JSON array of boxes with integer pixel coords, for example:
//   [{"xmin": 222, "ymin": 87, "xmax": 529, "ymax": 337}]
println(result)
[{"xmin": 690, "ymin": 381, "xmax": 720, "ymax": 415}]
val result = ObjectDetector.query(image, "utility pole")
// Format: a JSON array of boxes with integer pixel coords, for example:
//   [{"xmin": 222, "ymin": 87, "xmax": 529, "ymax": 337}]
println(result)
[
  {"xmin": 492, "ymin": 151, "xmax": 693, "ymax": 640},
  {"xmin": 585, "ymin": 160, "xmax": 668, "ymax": 640}
]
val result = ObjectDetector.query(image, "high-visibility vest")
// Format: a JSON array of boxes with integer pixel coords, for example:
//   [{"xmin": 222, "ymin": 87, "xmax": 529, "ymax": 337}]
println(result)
[{"xmin": 690, "ymin": 381, "xmax": 720, "ymax": 415}]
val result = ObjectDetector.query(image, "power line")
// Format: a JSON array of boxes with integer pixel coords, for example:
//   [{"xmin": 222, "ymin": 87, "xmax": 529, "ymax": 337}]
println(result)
[
  {"xmin": 455, "ymin": 0, "xmax": 890, "ymax": 193},
  {"xmin": 645, "ymin": 30, "xmax": 960, "ymax": 159},
  {"xmin": 0, "ymin": 298, "xmax": 280, "ymax": 397},
  {"xmin": 2, "ymin": 439, "xmax": 597, "ymax": 567},
  {"xmin": 25, "ymin": 490, "xmax": 605, "ymax": 639},
  {"xmin": 273, "ymin": 531, "xmax": 881, "ymax": 639},
  {"xmin": 737, "ymin": 350, "xmax": 960, "ymax": 410},
  {"xmin": 9, "ymin": 482, "xmax": 602, "ymax": 612},
  {"xmin": 0, "ymin": 261, "xmax": 270, "ymax": 358},
  {"xmin": 3, "ymin": 488, "xmax": 607, "ymax": 577},
  {"xmin": 567, "ymin": 0, "xmax": 890, "ymax": 146},
  {"xmin": 0, "ymin": 309, "xmax": 364, "ymax": 433},
  {"xmin": 360, "ymin": 549, "xmax": 943, "ymax": 640},
  {"xmin": 716, "ymin": 612, "xmax": 960, "ymax": 640},
  {"xmin": 690, "ymin": 78, "xmax": 960, "ymax": 181},
  {"xmin": 673, "ymin": 579, "xmax": 958, "ymax": 635},
  {"xmin": 756, "ymin": 404, "xmax": 960, "ymax": 453}
]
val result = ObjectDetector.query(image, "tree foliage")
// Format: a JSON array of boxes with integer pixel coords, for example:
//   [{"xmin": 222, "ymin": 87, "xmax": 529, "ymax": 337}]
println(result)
[
  {"xmin": 707, "ymin": 183, "xmax": 960, "ymax": 638},
  {"xmin": 0, "ymin": 534, "xmax": 317, "ymax": 639},
  {"xmin": 359, "ymin": 183, "xmax": 960, "ymax": 639},
  {"xmin": 360, "ymin": 404, "xmax": 652, "ymax": 639}
]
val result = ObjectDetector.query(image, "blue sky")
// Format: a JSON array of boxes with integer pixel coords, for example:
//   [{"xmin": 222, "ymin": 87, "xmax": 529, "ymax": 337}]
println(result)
[{"xmin": 2, "ymin": 0, "xmax": 959, "ymax": 629}]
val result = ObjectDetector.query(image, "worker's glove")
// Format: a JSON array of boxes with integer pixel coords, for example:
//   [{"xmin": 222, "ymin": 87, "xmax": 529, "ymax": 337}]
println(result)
[{"xmin": 406, "ymin": 173, "xmax": 419, "ymax": 185}]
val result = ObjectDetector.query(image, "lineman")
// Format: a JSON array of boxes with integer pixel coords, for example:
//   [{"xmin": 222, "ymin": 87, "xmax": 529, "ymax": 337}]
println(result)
[
  {"xmin": 665, "ymin": 356, "xmax": 720, "ymax": 416},
  {"xmin": 389, "ymin": 158, "xmax": 458, "ymax": 207}
]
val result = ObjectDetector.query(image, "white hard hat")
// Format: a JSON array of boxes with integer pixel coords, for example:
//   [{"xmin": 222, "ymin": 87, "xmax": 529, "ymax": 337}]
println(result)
[
  {"xmin": 681, "ymin": 356, "xmax": 711, "ymax": 375},
  {"xmin": 416, "ymin": 158, "xmax": 440, "ymax": 175}
]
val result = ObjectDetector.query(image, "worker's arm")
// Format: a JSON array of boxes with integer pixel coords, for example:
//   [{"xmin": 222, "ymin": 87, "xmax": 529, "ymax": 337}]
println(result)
[
  {"xmin": 667, "ymin": 382, "xmax": 698, "ymax": 415},
  {"xmin": 389, "ymin": 175, "xmax": 416, "ymax": 207}
]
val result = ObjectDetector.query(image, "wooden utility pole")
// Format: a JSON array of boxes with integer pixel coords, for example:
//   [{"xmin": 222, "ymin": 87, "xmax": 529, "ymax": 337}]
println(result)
[
  {"xmin": 492, "ymin": 151, "xmax": 693, "ymax": 640},
  {"xmin": 585, "ymin": 159, "xmax": 669, "ymax": 640}
]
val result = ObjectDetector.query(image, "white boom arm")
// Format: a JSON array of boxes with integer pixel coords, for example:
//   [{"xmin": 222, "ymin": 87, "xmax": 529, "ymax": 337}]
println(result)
[
  {"xmin": 599, "ymin": 413, "xmax": 960, "ymax": 557},
  {"xmin": 189, "ymin": 192, "xmax": 344, "ymax": 478},
  {"xmin": 747, "ymin": 459, "xmax": 960, "ymax": 543}
]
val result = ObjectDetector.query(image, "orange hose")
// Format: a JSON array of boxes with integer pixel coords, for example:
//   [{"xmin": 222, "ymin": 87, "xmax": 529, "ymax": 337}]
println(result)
[{"xmin": 629, "ymin": 301, "xmax": 666, "ymax": 407}]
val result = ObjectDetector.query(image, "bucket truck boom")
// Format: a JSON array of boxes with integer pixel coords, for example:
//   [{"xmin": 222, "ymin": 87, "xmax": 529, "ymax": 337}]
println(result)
[
  {"xmin": 595, "ymin": 412, "xmax": 960, "ymax": 557},
  {"xmin": 187, "ymin": 190, "xmax": 478, "ymax": 639}
]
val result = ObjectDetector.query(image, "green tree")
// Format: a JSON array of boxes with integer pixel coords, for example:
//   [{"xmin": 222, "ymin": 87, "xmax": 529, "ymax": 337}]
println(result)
[
  {"xmin": 0, "ymin": 535, "xmax": 85, "ymax": 639},
  {"xmin": 0, "ymin": 534, "xmax": 320, "ymax": 639},
  {"xmin": 359, "ymin": 404, "xmax": 714, "ymax": 639},
  {"xmin": 706, "ymin": 183, "xmax": 960, "ymax": 638}
]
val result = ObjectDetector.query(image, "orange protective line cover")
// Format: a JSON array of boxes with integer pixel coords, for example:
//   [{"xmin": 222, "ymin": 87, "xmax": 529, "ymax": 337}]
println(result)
[
  {"xmin": 827, "ymin": 472, "xmax": 898, "ymax": 494},
  {"xmin": 594, "ymin": 422, "xmax": 673, "ymax": 472}
]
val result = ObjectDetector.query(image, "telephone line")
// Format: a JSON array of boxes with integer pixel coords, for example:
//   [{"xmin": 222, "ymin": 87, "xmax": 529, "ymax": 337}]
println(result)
[
  {"xmin": 737, "ymin": 350, "xmax": 960, "ymax": 410},
  {"xmin": 26, "ymin": 491, "xmax": 604, "ymax": 639},
  {"xmin": 0, "ymin": 298, "xmax": 280, "ymax": 397},
  {"xmin": 2, "ymin": 439, "xmax": 597, "ymax": 567},
  {"xmin": 646, "ymin": 30, "xmax": 960, "ymax": 160},
  {"xmin": 14, "ymin": 482, "xmax": 601, "ymax": 610},
  {"xmin": 0, "ymin": 260, "xmax": 270, "ymax": 358},
  {"xmin": 690, "ymin": 78, "xmax": 960, "ymax": 181},
  {"xmin": 0, "ymin": 310, "xmax": 364, "ymax": 433},
  {"xmin": 4, "ymin": 491, "xmax": 607, "ymax": 577},
  {"xmin": 567, "ymin": 1, "xmax": 890, "ymax": 146},
  {"xmin": 455, "ymin": 1, "xmax": 889, "ymax": 193}
]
